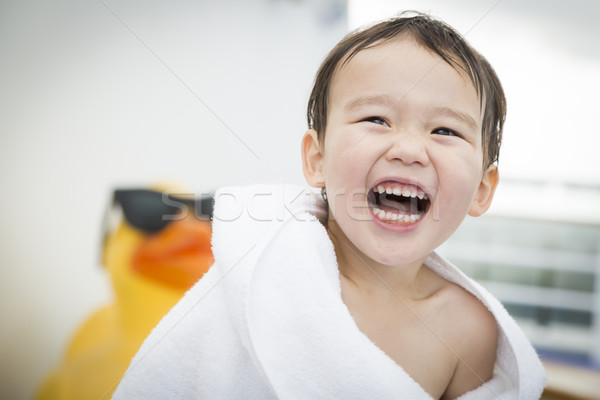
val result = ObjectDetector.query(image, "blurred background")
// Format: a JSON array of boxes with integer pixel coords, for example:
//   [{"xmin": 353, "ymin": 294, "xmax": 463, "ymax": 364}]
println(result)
[{"xmin": 1, "ymin": 0, "xmax": 599, "ymax": 399}]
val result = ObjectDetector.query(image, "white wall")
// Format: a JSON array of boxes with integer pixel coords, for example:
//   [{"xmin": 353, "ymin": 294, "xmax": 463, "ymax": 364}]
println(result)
[{"xmin": 0, "ymin": 1, "xmax": 346, "ymax": 398}]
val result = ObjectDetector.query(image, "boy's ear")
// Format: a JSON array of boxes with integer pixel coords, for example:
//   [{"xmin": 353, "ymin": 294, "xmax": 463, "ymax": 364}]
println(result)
[
  {"xmin": 301, "ymin": 129, "xmax": 325, "ymax": 187},
  {"xmin": 468, "ymin": 165, "xmax": 499, "ymax": 217}
]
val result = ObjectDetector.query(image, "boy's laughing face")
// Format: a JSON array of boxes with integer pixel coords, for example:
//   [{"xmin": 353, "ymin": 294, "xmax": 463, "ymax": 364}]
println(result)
[{"xmin": 302, "ymin": 38, "xmax": 498, "ymax": 268}]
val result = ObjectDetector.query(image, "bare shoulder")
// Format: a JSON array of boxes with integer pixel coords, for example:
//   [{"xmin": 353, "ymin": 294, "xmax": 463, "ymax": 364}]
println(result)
[{"xmin": 436, "ymin": 281, "xmax": 498, "ymax": 399}]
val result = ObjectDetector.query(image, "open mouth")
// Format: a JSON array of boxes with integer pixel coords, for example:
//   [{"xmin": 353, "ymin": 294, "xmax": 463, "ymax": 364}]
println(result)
[{"xmin": 367, "ymin": 181, "xmax": 431, "ymax": 224}]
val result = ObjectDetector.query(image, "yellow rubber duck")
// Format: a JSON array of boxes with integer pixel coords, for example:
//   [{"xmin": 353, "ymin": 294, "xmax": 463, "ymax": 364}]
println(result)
[{"xmin": 35, "ymin": 187, "xmax": 214, "ymax": 400}]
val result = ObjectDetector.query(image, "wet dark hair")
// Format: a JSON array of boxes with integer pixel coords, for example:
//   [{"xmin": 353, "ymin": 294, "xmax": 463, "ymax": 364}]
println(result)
[{"xmin": 306, "ymin": 11, "xmax": 505, "ymax": 168}]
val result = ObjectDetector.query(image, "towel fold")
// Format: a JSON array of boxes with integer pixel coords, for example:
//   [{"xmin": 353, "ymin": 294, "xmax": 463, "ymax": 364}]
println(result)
[{"xmin": 112, "ymin": 184, "xmax": 545, "ymax": 399}]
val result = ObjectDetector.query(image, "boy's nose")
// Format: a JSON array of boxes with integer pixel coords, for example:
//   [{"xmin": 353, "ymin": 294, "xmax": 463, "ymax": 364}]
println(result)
[{"xmin": 384, "ymin": 132, "xmax": 430, "ymax": 166}]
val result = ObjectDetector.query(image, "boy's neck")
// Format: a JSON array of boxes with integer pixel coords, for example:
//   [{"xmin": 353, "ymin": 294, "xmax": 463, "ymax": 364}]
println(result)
[{"xmin": 326, "ymin": 220, "xmax": 432, "ymax": 300}]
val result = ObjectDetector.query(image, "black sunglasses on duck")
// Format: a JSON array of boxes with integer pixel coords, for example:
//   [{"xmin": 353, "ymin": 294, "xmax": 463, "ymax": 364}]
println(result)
[{"xmin": 108, "ymin": 189, "xmax": 213, "ymax": 233}]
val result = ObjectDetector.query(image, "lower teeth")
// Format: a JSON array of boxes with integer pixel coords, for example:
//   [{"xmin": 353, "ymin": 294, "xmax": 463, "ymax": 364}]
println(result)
[{"xmin": 371, "ymin": 206, "xmax": 422, "ymax": 223}]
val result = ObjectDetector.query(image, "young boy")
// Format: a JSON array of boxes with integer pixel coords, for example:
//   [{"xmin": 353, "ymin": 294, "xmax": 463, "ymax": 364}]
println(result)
[{"xmin": 113, "ymin": 12, "xmax": 545, "ymax": 400}]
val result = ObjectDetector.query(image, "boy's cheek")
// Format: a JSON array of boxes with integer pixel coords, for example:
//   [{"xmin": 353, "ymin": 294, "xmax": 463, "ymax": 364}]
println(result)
[
  {"xmin": 326, "ymin": 189, "xmax": 373, "ymax": 223},
  {"xmin": 430, "ymin": 181, "xmax": 480, "ymax": 224},
  {"xmin": 346, "ymin": 190, "xmax": 371, "ymax": 221}
]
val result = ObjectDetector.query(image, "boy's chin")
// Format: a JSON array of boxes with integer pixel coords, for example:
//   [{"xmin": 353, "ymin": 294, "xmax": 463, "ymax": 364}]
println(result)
[{"xmin": 360, "ymin": 248, "xmax": 430, "ymax": 269}]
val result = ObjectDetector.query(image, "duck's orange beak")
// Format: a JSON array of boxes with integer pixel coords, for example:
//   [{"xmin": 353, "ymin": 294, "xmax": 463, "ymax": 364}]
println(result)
[{"xmin": 131, "ymin": 217, "xmax": 214, "ymax": 291}]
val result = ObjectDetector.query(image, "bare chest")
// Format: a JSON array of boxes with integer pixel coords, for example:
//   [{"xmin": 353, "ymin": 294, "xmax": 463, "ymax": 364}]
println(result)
[{"xmin": 343, "ymin": 292, "xmax": 458, "ymax": 399}]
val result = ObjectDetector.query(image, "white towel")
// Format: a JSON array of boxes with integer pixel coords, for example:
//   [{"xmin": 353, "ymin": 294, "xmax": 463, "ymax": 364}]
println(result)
[{"xmin": 112, "ymin": 184, "xmax": 546, "ymax": 399}]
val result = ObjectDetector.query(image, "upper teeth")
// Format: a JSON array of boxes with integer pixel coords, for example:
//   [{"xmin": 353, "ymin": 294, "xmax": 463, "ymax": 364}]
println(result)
[{"xmin": 375, "ymin": 184, "xmax": 426, "ymax": 200}]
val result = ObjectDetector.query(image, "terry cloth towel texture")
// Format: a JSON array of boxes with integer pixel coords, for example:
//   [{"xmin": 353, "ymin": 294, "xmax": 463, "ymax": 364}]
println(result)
[{"xmin": 112, "ymin": 184, "xmax": 546, "ymax": 400}]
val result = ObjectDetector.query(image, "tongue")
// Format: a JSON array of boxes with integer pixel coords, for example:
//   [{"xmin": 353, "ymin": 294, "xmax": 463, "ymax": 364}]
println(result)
[{"xmin": 378, "ymin": 194, "xmax": 410, "ymax": 214}]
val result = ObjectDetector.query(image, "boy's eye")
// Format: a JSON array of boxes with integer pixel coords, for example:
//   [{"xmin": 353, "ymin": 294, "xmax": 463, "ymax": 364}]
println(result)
[
  {"xmin": 432, "ymin": 127, "xmax": 461, "ymax": 138},
  {"xmin": 363, "ymin": 116, "xmax": 390, "ymax": 127}
]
